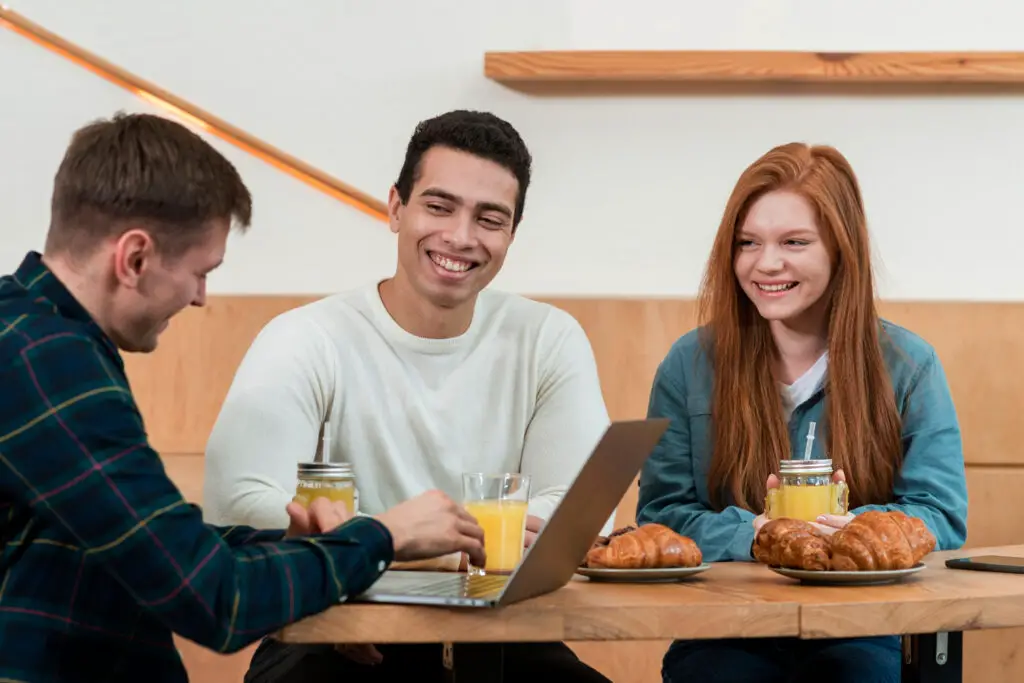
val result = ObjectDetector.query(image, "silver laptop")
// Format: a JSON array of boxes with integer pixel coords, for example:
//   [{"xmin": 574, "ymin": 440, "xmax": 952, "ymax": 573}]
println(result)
[{"xmin": 352, "ymin": 418, "xmax": 670, "ymax": 608}]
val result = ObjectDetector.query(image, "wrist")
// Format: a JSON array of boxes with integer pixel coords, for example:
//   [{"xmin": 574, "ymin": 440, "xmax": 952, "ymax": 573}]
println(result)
[{"xmin": 372, "ymin": 514, "xmax": 404, "ymax": 556}]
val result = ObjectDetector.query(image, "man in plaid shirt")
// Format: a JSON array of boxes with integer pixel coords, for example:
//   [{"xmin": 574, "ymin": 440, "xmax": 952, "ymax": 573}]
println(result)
[{"xmin": 0, "ymin": 112, "xmax": 485, "ymax": 683}]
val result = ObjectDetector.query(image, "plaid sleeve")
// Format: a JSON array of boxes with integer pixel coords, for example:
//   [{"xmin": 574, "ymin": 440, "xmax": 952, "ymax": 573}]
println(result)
[
  {"xmin": 0, "ymin": 333, "xmax": 393, "ymax": 653},
  {"xmin": 211, "ymin": 522, "xmax": 287, "ymax": 546}
]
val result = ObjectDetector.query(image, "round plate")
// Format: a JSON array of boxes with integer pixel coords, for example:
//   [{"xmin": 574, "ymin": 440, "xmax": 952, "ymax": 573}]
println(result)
[
  {"xmin": 769, "ymin": 563, "xmax": 926, "ymax": 586},
  {"xmin": 575, "ymin": 564, "xmax": 711, "ymax": 583}
]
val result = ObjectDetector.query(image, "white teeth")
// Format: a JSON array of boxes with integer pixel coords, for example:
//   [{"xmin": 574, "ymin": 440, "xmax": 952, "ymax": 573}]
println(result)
[
  {"xmin": 757, "ymin": 283, "xmax": 797, "ymax": 292},
  {"xmin": 430, "ymin": 253, "xmax": 473, "ymax": 272}
]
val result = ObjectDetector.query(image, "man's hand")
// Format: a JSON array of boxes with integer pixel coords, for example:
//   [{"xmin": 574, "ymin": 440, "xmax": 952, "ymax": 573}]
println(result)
[
  {"xmin": 335, "ymin": 644, "xmax": 383, "ymax": 666},
  {"xmin": 374, "ymin": 490, "xmax": 486, "ymax": 567},
  {"xmin": 285, "ymin": 496, "xmax": 353, "ymax": 538},
  {"xmin": 524, "ymin": 515, "xmax": 544, "ymax": 548}
]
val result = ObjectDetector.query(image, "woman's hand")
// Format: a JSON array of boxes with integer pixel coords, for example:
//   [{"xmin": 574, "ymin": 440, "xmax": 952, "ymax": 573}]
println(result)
[
  {"xmin": 751, "ymin": 468, "xmax": 853, "ymax": 535},
  {"xmin": 751, "ymin": 473, "xmax": 781, "ymax": 533},
  {"xmin": 811, "ymin": 469, "xmax": 853, "ymax": 535}
]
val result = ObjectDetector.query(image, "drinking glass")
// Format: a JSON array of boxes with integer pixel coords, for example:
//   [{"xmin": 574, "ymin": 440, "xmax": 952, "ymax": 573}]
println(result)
[{"xmin": 462, "ymin": 473, "xmax": 530, "ymax": 575}]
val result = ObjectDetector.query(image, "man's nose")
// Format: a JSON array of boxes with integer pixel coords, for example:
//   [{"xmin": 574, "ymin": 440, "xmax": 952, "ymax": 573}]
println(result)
[
  {"xmin": 191, "ymin": 280, "xmax": 207, "ymax": 307},
  {"xmin": 442, "ymin": 214, "xmax": 476, "ymax": 248}
]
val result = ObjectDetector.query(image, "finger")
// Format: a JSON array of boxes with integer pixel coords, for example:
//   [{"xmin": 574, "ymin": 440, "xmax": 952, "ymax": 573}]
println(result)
[
  {"xmin": 453, "ymin": 502, "xmax": 480, "ymax": 526},
  {"xmin": 335, "ymin": 644, "xmax": 383, "ymax": 666},
  {"xmin": 309, "ymin": 497, "xmax": 344, "ymax": 534},
  {"xmin": 833, "ymin": 469, "xmax": 847, "ymax": 484},
  {"xmin": 285, "ymin": 502, "xmax": 311, "ymax": 536},
  {"xmin": 809, "ymin": 522, "xmax": 839, "ymax": 536},
  {"xmin": 456, "ymin": 518, "xmax": 486, "ymax": 544},
  {"xmin": 766, "ymin": 474, "xmax": 781, "ymax": 489},
  {"xmin": 815, "ymin": 514, "xmax": 853, "ymax": 528},
  {"xmin": 465, "ymin": 544, "xmax": 486, "ymax": 569},
  {"xmin": 525, "ymin": 515, "xmax": 544, "ymax": 533},
  {"xmin": 348, "ymin": 645, "xmax": 383, "ymax": 666},
  {"xmin": 524, "ymin": 530, "xmax": 538, "ymax": 548},
  {"xmin": 455, "ymin": 532, "xmax": 486, "ymax": 568}
]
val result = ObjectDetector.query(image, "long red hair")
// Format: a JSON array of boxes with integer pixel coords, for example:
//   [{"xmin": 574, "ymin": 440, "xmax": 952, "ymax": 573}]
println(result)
[{"xmin": 697, "ymin": 142, "xmax": 901, "ymax": 512}]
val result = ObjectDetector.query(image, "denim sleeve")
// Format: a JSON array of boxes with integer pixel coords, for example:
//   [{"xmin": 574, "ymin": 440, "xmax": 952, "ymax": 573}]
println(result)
[
  {"xmin": 854, "ymin": 349, "xmax": 969, "ymax": 550},
  {"xmin": 636, "ymin": 351, "xmax": 757, "ymax": 562}
]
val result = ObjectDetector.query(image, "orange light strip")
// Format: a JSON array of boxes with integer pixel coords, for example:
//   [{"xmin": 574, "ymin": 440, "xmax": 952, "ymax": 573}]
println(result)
[{"xmin": 0, "ymin": 5, "xmax": 388, "ymax": 222}]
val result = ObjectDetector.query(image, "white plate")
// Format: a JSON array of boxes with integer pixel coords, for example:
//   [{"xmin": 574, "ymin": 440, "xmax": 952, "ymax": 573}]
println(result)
[
  {"xmin": 769, "ymin": 563, "xmax": 927, "ymax": 586},
  {"xmin": 575, "ymin": 564, "xmax": 711, "ymax": 582}
]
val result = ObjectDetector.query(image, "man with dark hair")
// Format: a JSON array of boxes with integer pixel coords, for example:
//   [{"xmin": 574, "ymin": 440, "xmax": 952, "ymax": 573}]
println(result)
[
  {"xmin": 205, "ymin": 109, "xmax": 614, "ymax": 681},
  {"xmin": 0, "ymin": 111, "xmax": 486, "ymax": 683}
]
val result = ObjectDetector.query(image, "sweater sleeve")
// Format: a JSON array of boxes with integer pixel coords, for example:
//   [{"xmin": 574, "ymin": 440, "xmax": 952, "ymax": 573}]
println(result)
[
  {"xmin": 519, "ymin": 309, "xmax": 615, "ymax": 535},
  {"xmin": 203, "ymin": 312, "xmax": 334, "ymax": 529}
]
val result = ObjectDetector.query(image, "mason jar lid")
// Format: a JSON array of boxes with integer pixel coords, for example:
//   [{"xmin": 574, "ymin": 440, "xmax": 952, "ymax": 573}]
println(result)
[
  {"xmin": 779, "ymin": 459, "xmax": 833, "ymax": 476},
  {"xmin": 297, "ymin": 462, "xmax": 355, "ymax": 480}
]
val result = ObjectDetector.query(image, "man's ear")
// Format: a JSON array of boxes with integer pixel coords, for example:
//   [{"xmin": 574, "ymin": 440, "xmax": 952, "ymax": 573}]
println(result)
[
  {"xmin": 112, "ymin": 228, "xmax": 156, "ymax": 289},
  {"xmin": 387, "ymin": 185, "xmax": 404, "ymax": 235}
]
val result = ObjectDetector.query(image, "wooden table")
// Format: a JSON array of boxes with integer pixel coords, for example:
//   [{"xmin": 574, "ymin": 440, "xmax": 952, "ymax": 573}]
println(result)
[{"xmin": 277, "ymin": 545, "xmax": 1024, "ymax": 682}]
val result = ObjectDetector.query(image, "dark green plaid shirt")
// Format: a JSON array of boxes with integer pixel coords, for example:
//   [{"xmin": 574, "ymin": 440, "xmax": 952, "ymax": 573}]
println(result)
[{"xmin": 0, "ymin": 252, "xmax": 394, "ymax": 683}]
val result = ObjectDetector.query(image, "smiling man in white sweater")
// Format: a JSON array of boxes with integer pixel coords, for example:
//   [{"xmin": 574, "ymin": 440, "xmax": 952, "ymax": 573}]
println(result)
[{"xmin": 204, "ymin": 110, "xmax": 613, "ymax": 683}]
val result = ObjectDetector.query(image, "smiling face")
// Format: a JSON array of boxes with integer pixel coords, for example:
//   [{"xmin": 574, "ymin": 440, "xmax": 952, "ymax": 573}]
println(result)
[
  {"xmin": 388, "ymin": 145, "xmax": 518, "ymax": 311},
  {"xmin": 733, "ymin": 190, "xmax": 833, "ymax": 330},
  {"xmin": 106, "ymin": 220, "xmax": 228, "ymax": 352}
]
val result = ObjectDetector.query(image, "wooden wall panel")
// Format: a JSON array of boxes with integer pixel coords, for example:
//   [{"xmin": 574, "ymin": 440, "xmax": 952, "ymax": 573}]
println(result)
[
  {"xmin": 127, "ymin": 296, "xmax": 1024, "ymax": 466},
  {"xmin": 138, "ymin": 295, "xmax": 1024, "ymax": 683}
]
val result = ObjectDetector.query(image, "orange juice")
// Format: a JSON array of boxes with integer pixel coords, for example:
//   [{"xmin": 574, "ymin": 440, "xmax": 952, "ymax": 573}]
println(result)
[
  {"xmin": 764, "ymin": 459, "xmax": 848, "ymax": 522},
  {"xmin": 293, "ymin": 484, "xmax": 355, "ymax": 516},
  {"xmin": 765, "ymin": 485, "xmax": 836, "ymax": 522},
  {"xmin": 464, "ymin": 499, "xmax": 528, "ymax": 574}
]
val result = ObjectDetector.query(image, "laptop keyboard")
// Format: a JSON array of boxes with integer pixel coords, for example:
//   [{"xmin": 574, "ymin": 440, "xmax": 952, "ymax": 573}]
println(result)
[{"xmin": 392, "ymin": 573, "xmax": 509, "ymax": 599}]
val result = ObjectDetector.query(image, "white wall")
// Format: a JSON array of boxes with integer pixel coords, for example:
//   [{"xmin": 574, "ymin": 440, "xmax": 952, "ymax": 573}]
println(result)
[{"xmin": 2, "ymin": 0, "xmax": 1023, "ymax": 300}]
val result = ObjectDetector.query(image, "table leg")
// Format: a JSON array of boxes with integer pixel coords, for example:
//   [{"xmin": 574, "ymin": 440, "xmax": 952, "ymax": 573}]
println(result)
[
  {"xmin": 448, "ymin": 643, "xmax": 504, "ymax": 683},
  {"xmin": 902, "ymin": 632, "xmax": 963, "ymax": 683}
]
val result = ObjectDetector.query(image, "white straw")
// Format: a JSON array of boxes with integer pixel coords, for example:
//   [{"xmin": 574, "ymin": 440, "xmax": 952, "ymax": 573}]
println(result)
[
  {"xmin": 803, "ymin": 421, "xmax": 816, "ymax": 460},
  {"xmin": 318, "ymin": 419, "xmax": 331, "ymax": 463}
]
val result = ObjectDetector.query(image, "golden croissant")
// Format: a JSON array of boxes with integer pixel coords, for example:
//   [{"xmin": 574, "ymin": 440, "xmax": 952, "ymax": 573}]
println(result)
[
  {"xmin": 583, "ymin": 523, "xmax": 703, "ymax": 569},
  {"xmin": 754, "ymin": 510, "xmax": 936, "ymax": 571}
]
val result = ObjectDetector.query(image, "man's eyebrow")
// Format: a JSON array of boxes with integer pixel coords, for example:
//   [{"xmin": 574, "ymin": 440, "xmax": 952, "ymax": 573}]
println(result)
[
  {"xmin": 477, "ymin": 201, "xmax": 513, "ymax": 218},
  {"xmin": 420, "ymin": 187, "xmax": 460, "ymax": 203},
  {"xmin": 419, "ymin": 187, "xmax": 513, "ymax": 218}
]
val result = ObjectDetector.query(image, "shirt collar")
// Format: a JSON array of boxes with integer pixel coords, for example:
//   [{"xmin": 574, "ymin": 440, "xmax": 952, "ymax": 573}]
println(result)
[{"xmin": 13, "ymin": 251, "xmax": 123, "ymax": 370}]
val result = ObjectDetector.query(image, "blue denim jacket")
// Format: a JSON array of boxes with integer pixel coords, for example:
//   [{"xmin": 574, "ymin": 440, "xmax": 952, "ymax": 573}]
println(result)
[{"xmin": 636, "ymin": 320, "xmax": 968, "ymax": 562}]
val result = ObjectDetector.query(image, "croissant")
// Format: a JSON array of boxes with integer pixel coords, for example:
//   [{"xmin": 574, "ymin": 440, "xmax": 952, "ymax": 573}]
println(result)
[
  {"xmin": 753, "ymin": 510, "xmax": 937, "ymax": 571},
  {"xmin": 584, "ymin": 523, "xmax": 703, "ymax": 569},
  {"xmin": 830, "ymin": 510, "xmax": 936, "ymax": 571},
  {"xmin": 753, "ymin": 518, "xmax": 831, "ymax": 571}
]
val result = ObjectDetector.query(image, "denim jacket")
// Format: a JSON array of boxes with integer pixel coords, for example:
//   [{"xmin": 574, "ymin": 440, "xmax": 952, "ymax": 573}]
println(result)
[{"xmin": 636, "ymin": 320, "xmax": 969, "ymax": 562}]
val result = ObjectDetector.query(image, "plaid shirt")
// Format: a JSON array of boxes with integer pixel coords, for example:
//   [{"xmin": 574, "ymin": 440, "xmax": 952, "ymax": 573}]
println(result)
[{"xmin": 0, "ymin": 252, "xmax": 394, "ymax": 683}]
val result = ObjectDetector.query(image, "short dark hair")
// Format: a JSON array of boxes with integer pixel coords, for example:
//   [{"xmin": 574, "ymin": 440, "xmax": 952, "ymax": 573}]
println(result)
[
  {"xmin": 394, "ymin": 110, "xmax": 532, "ymax": 229},
  {"xmin": 45, "ymin": 111, "xmax": 252, "ymax": 258}
]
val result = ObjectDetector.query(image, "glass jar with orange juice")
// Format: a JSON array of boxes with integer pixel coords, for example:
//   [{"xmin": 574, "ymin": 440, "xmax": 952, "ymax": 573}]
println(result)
[
  {"xmin": 462, "ymin": 473, "xmax": 530, "ymax": 576},
  {"xmin": 293, "ymin": 462, "xmax": 358, "ymax": 516},
  {"xmin": 764, "ymin": 459, "xmax": 848, "ymax": 522}
]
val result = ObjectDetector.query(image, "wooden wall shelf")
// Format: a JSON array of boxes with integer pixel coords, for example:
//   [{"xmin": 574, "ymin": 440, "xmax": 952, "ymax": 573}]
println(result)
[{"xmin": 484, "ymin": 50, "xmax": 1024, "ymax": 86}]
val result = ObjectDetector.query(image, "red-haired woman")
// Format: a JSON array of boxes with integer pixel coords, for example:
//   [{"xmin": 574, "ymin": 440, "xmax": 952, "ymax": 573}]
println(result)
[{"xmin": 636, "ymin": 142, "xmax": 967, "ymax": 683}]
